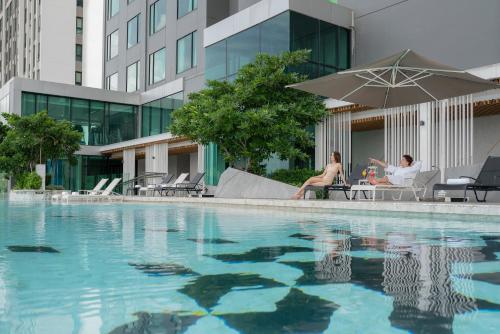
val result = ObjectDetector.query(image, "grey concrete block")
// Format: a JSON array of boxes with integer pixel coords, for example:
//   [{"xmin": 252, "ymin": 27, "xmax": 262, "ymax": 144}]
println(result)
[{"xmin": 214, "ymin": 168, "xmax": 299, "ymax": 199}]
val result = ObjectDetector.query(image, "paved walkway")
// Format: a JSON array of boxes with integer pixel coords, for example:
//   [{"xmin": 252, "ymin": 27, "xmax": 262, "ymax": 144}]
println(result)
[{"xmin": 123, "ymin": 196, "xmax": 500, "ymax": 217}]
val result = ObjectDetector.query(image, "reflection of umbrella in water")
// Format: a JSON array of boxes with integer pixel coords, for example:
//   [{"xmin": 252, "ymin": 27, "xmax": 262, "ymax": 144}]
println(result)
[{"xmin": 287, "ymin": 49, "xmax": 498, "ymax": 109}]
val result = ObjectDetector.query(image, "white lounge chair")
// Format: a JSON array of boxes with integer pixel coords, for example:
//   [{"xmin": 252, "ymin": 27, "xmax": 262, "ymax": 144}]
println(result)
[
  {"xmin": 349, "ymin": 161, "xmax": 424, "ymax": 201},
  {"xmin": 158, "ymin": 173, "xmax": 189, "ymax": 196},
  {"xmin": 64, "ymin": 178, "xmax": 122, "ymax": 202},
  {"xmin": 79, "ymin": 178, "xmax": 109, "ymax": 195},
  {"xmin": 51, "ymin": 178, "xmax": 109, "ymax": 201}
]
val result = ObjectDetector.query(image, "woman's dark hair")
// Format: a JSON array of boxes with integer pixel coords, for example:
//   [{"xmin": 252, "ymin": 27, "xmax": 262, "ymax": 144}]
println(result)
[
  {"xmin": 402, "ymin": 154, "xmax": 413, "ymax": 165},
  {"xmin": 332, "ymin": 151, "xmax": 341, "ymax": 164}
]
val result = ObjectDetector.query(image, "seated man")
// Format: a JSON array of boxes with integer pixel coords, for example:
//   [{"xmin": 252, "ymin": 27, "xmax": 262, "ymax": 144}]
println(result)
[{"xmin": 368, "ymin": 155, "xmax": 421, "ymax": 185}]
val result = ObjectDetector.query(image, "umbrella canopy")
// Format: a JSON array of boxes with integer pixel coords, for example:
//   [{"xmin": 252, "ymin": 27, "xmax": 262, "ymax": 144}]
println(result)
[{"xmin": 288, "ymin": 49, "xmax": 499, "ymax": 108}]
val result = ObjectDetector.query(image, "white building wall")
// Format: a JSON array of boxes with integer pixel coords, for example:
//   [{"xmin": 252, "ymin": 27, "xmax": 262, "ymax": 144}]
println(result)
[
  {"xmin": 39, "ymin": 0, "xmax": 75, "ymax": 85},
  {"xmin": 83, "ymin": 0, "xmax": 104, "ymax": 88}
]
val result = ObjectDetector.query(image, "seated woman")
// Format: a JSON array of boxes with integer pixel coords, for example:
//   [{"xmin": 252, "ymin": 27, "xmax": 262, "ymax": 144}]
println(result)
[
  {"xmin": 292, "ymin": 151, "xmax": 347, "ymax": 199},
  {"xmin": 368, "ymin": 155, "xmax": 421, "ymax": 185}
]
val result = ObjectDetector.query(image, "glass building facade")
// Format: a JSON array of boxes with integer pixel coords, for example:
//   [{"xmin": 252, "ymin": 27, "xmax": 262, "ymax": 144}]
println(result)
[
  {"xmin": 205, "ymin": 11, "xmax": 350, "ymax": 81},
  {"xmin": 21, "ymin": 92, "xmax": 138, "ymax": 146},
  {"xmin": 141, "ymin": 92, "xmax": 183, "ymax": 137},
  {"xmin": 47, "ymin": 156, "xmax": 123, "ymax": 193},
  {"xmin": 204, "ymin": 11, "xmax": 350, "ymax": 184}
]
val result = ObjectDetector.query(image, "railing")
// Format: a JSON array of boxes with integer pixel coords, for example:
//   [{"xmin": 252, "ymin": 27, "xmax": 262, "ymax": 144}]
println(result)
[{"xmin": 120, "ymin": 172, "xmax": 169, "ymax": 195}]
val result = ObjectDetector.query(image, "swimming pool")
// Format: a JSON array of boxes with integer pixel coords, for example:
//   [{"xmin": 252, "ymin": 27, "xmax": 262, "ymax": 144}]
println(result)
[{"xmin": 0, "ymin": 200, "xmax": 499, "ymax": 333}]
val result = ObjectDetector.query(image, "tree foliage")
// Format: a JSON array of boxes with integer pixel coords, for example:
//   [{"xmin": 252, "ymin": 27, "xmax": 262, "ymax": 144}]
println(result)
[
  {"xmin": 171, "ymin": 50, "xmax": 327, "ymax": 173},
  {"xmin": 0, "ymin": 111, "xmax": 82, "ymax": 177}
]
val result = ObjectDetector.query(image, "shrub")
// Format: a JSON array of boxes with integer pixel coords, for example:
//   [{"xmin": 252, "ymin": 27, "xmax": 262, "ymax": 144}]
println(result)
[
  {"xmin": 15, "ymin": 172, "xmax": 42, "ymax": 190},
  {"xmin": 269, "ymin": 168, "xmax": 323, "ymax": 187}
]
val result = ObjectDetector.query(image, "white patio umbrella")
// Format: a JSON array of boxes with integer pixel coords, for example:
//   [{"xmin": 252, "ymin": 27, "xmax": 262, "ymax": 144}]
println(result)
[
  {"xmin": 288, "ymin": 49, "xmax": 499, "ymax": 182},
  {"xmin": 288, "ymin": 49, "xmax": 498, "ymax": 109}
]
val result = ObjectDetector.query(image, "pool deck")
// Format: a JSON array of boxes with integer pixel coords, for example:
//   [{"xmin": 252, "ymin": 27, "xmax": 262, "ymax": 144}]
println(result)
[{"xmin": 123, "ymin": 196, "xmax": 500, "ymax": 217}]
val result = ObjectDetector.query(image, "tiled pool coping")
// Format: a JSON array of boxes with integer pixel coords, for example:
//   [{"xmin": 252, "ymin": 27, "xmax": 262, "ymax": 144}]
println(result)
[{"xmin": 123, "ymin": 196, "xmax": 500, "ymax": 218}]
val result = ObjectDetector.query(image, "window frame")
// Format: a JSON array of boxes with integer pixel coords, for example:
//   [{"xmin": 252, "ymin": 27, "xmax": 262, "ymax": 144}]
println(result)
[
  {"xmin": 75, "ymin": 71, "xmax": 82, "ymax": 86},
  {"xmin": 176, "ymin": 31, "xmax": 197, "ymax": 74},
  {"xmin": 126, "ymin": 61, "xmax": 139, "ymax": 92},
  {"xmin": 105, "ymin": 72, "xmax": 118, "ymax": 91},
  {"xmin": 75, "ymin": 44, "xmax": 83, "ymax": 61},
  {"xmin": 107, "ymin": 0, "xmax": 119, "ymax": 20},
  {"xmin": 106, "ymin": 30, "xmax": 119, "ymax": 60},
  {"xmin": 127, "ymin": 14, "xmax": 139, "ymax": 49},
  {"xmin": 149, "ymin": 0, "xmax": 166, "ymax": 35},
  {"xmin": 148, "ymin": 48, "xmax": 166, "ymax": 85},
  {"xmin": 177, "ymin": 0, "xmax": 197, "ymax": 19},
  {"xmin": 76, "ymin": 17, "xmax": 83, "ymax": 35}
]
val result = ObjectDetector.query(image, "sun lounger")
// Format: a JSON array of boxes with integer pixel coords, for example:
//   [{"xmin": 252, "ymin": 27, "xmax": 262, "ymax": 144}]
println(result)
[
  {"xmin": 349, "ymin": 161, "xmax": 423, "ymax": 201},
  {"xmin": 169, "ymin": 172, "xmax": 206, "ymax": 196},
  {"xmin": 51, "ymin": 178, "xmax": 109, "ymax": 201},
  {"xmin": 303, "ymin": 165, "xmax": 365, "ymax": 200},
  {"xmin": 158, "ymin": 173, "xmax": 189, "ymax": 196},
  {"xmin": 79, "ymin": 178, "xmax": 123, "ymax": 202},
  {"xmin": 136, "ymin": 174, "xmax": 174, "ymax": 196},
  {"xmin": 432, "ymin": 156, "xmax": 500, "ymax": 202}
]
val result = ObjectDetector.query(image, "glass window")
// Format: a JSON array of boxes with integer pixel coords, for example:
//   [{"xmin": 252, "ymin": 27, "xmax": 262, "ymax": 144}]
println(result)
[
  {"xmin": 338, "ymin": 27, "xmax": 350, "ymax": 70},
  {"xmin": 205, "ymin": 40, "xmax": 226, "ymax": 81},
  {"xmin": 261, "ymin": 11, "xmax": 289, "ymax": 56},
  {"xmin": 127, "ymin": 14, "xmax": 139, "ymax": 48},
  {"xmin": 177, "ymin": 31, "xmax": 196, "ymax": 73},
  {"xmin": 75, "ymin": 71, "xmax": 82, "ymax": 86},
  {"xmin": 142, "ymin": 92, "xmax": 183, "ymax": 137},
  {"xmin": 148, "ymin": 48, "xmax": 165, "ymax": 85},
  {"xmin": 35, "ymin": 94, "xmax": 47, "ymax": 114},
  {"xmin": 290, "ymin": 12, "xmax": 320, "ymax": 78},
  {"xmin": 106, "ymin": 30, "xmax": 118, "ymax": 60},
  {"xmin": 107, "ymin": 0, "xmax": 119, "ymax": 19},
  {"xmin": 90, "ymin": 101, "xmax": 105, "ymax": 146},
  {"xmin": 77, "ymin": 0, "xmax": 83, "ymax": 7},
  {"xmin": 319, "ymin": 21, "xmax": 338, "ymax": 76},
  {"xmin": 106, "ymin": 73, "xmax": 118, "ymax": 91},
  {"xmin": 108, "ymin": 103, "xmax": 136, "ymax": 143},
  {"xmin": 47, "ymin": 96, "xmax": 70, "ymax": 121},
  {"xmin": 149, "ymin": 0, "xmax": 166, "ymax": 35},
  {"xmin": 126, "ymin": 61, "xmax": 139, "ymax": 92},
  {"xmin": 21, "ymin": 92, "xmax": 36, "ymax": 116},
  {"xmin": 127, "ymin": 0, "xmax": 135, "ymax": 4},
  {"xmin": 76, "ymin": 44, "xmax": 82, "ymax": 61},
  {"xmin": 178, "ymin": 0, "xmax": 197, "ymax": 18},
  {"xmin": 76, "ymin": 17, "xmax": 83, "ymax": 34},
  {"xmin": 71, "ymin": 99, "xmax": 89, "ymax": 145},
  {"xmin": 227, "ymin": 25, "xmax": 259, "ymax": 77}
]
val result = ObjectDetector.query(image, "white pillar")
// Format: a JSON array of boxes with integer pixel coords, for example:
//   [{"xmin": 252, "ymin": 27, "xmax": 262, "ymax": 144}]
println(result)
[
  {"xmin": 197, "ymin": 144, "xmax": 205, "ymax": 173},
  {"xmin": 123, "ymin": 149, "xmax": 135, "ymax": 183},
  {"xmin": 418, "ymin": 103, "xmax": 431, "ymax": 171}
]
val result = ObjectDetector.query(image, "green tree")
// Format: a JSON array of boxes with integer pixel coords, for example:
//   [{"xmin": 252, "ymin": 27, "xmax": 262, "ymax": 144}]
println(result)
[
  {"xmin": 171, "ymin": 50, "xmax": 327, "ymax": 173},
  {"xmin": 0, "ymin": 111, "xmax": 82, "ymax": 177}
]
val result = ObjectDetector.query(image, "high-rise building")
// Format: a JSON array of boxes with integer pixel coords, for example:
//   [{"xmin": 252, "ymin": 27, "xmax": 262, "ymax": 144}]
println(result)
[{"xmin": 0, "ymin": 0, "xmax": 84, "ymax": 87}]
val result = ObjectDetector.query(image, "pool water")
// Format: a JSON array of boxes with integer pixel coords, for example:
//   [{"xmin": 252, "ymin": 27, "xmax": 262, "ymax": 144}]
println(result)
[{"xmin": 0, "ymin": 201, "xmax": 499, "ymax": 334}]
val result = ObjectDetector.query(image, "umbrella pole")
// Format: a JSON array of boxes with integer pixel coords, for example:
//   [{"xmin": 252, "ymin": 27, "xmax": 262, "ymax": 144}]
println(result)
[{"xmin": 439, "ymin": 100, "xmax": 446, "ymax": 183}]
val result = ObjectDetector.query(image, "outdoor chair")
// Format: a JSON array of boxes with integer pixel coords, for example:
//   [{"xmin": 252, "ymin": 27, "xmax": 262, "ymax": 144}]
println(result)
[
  {"xmin": 78, "ymin": 178, "xmax": 109, "ymax": 195},
  {"xmin": 158, "ymin": 173, "xmax": 189, "ymax": 196},
  {"xmin": 136, "ymin": 174, "xmax": 173, "ymax": 196},
  {"xmin": 169, "ymin": 172, "xmax": 206, "ymax": 196},
  {"xmin": 432, "ymin": 156, "xmax": 500, "ymax": 202},
  {"xmin": 303, "ymin": 165, "xmax": 365, "ymax": 200},
  {"xmin": 349, "ymin": 161, "xmax": 424, "ymax": 201}
]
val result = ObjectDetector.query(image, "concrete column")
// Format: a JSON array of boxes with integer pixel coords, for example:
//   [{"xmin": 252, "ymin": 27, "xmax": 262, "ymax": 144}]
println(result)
[
  {"xmin": 315, "ymin": 121, "xmax": 325, "ymax": 170},
  {"xmin": 123, "ymin": 149, "xmax": 136, "ymax": 183},
  {"xmin": 418, "ymin": 103, "xmax": 431, "ymax": 171},
  {"xmin": 197, "ymin": 144, "xmax": 205, "ymax": 173}
]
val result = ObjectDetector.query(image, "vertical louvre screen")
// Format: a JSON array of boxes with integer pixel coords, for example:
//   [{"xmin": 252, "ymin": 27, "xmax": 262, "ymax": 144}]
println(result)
[
  {"xmin": 384, "ymin": 104, "xmax": 420, "ymax": 166},
  {"xmin": 319, "ymin": 112, "xmax": 351, "ymax": 176},
  {"xmin": 433, "ymin": 95, "xmax": 474, "ymax": 169}
]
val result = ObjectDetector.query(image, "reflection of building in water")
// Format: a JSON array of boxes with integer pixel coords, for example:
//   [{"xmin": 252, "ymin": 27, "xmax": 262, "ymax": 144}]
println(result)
[
  {"xmin": 315, "ymin": 229, "xmax": 352, "ymax": 282},
  {"xmin": 383, "ymin": 238, "xmax": 477, "ymax": 317}
]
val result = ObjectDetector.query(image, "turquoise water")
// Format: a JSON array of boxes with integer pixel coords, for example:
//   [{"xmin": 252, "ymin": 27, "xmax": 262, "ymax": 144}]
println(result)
[{"xmin": 0, "ymin": 200, "xmax": 499, "ymax": 334}]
